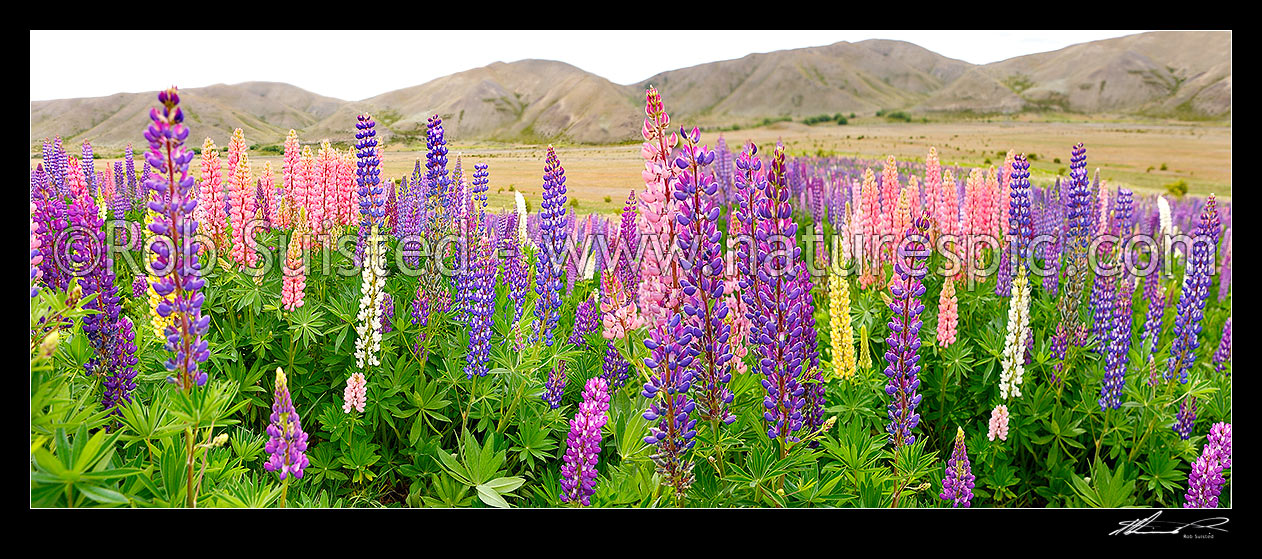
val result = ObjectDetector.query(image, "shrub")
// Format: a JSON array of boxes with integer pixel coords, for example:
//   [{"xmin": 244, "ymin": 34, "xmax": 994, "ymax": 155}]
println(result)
[{"xmin": 1165, "ymin": 179, "xmax": 1189, "ymax": 197}]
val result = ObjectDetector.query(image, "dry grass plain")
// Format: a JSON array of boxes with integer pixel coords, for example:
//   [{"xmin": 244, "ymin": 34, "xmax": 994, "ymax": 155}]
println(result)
[{"xmin": 60, "ymin": 119, "xmax": 1230, "ymax": 216}]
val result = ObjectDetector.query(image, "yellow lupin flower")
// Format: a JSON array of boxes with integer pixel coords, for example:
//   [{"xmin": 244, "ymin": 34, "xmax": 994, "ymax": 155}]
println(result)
[
  {"xmin": 857, "ymin": 324, "xmax": 872, "ymax": 375},
  {"xmin": 827, "ymin": 270, "xmax": 856, "ymax": 381}
]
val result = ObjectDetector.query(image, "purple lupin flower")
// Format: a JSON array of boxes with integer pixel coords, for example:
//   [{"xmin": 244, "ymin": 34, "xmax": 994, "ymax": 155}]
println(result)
[
  {"xmin": 1051, "ymin": 142, "xmax": 1093, "ymax": 382},
  {"xmin": 673, "ymin": 126, "xmax": 735, "ymax": 426},
  {"xmin": 32, "ymin": 165, "xmax": 69, "ymax": 292},
  {"xmin": 425, "ymin": 115, "xmax": 450, "ymax": 235},
  {"xmin": 1212, "ymin": 318, "xmax": 1231, "ymax": 374},
  {"xmin": 542, "ymin": 360, "xmax": 567, "ymax": 409},
  {"xmin": 798, "ymin": 260, "xmax": 826, "ymax": 445},
  {"xmin": 380, "ymin": 291, "xmax": 395, "ymax": 334},
  {"xmin": 131, "ymin": 275, "xmax": 147, "ymax": 298},
  {"xmin": 753, "ymin": 145, "xmax": 805, "ymax": 444},
  {"xmin": 1184, "ymin": 422, "xmax": 1231, "ymax": 508},
  {"xmin": 885, "ymin": 214, "xmax": 931, "ymax": 449},
  {"xmin": 464, "ymin": 236, "xmax": 496, "ymax": 379},
  {"xmin": 101, "ymin": 316, "xmax": 138, "ymax": 428},
  {"xmin": 354, "ymin": 114, "xmax": 384, "ymax": 266},
  {"xmin": 501, "ymin": 213, "xmax": 529, "ymax": 324},
  {"xmin": 125, "ymin": 143, "xmax": 137, "ymax": 202},
  {"xmin": 1100, "ymin": 279, "xmax": 1134, "ymax": 410},
  {"xmin": 534, "ymin": 146, "xmax": 568, "ymax": 347},
  {"xmin": 601, "ymin": 341, "xmax": 632, "ymax": 390},
  {"xmin": 939, "ymin": 427, "xmax": 976, "ymax": 507},
  {"xmin": 82, "ymin": 141, "xmax": 97, "ymax": 198},
  {"xmin": 264, "ymin": 368, "xmax": 310, "ymax": 481},
  {"xmin": 144, "ymin": 86, "xmax": 210, "ymax": 389},
  {"xmin": 1173, "ymin": 396, "xmax": 1197, "ymax": 440},
  {"xmin": 642, "ymin": 309, "xmax": 698, "ymax": 497},
  {"xmin": 1167, "ymin": 206, "xmax": 1215, "ymax": 384},
  {"xmin": 614, "ymin": 190, "xmax": 640, "ymax": 295},
  {"xmin": 112, "ymin": 161, "xmax": 128, "ymax": 219},
  {"xmin": 559, "ymin": 376, "xmax": 611, "ymax": 506},
  {"xmin": 568, "ymin": 296, "xmax": 600, "ymax": 347}
]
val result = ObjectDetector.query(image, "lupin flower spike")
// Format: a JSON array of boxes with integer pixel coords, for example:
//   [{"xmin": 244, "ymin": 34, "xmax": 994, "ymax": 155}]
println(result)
[
  {"xmin": 559, "ymin": 376, "xmax": 611, "ymax": 506},
  {"xmin": 264, "ymin": 368, "xmax": 310, "ymax": 480}
]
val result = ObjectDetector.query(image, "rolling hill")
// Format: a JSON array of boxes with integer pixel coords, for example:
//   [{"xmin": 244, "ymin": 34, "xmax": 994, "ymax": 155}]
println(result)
[{"xmin": 29, "ymin": 31, "xmax": 1230, "ymax": 150}]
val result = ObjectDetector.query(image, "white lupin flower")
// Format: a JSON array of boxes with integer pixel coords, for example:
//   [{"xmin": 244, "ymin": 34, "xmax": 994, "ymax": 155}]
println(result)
[
  {"xmin": 515, "ymin": 191, "xmax": 532, "ymax": 249},
  {"xmin": 999, "ymin": 267, "xmax": 1031, "ymax": 400},
  {"xmin": 354, "ymin": 226, "xmax": 388, "ymax": 370}
]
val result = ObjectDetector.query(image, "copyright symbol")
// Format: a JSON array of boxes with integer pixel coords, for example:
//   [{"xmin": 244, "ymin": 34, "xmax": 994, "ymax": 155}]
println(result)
[{"xmin": 53, "ymin": 225, "xmax": 101, "ymax": 278}]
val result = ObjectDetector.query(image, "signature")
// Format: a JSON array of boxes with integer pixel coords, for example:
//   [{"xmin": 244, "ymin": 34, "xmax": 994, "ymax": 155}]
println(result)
[{"xmin": 1110, "ymin": 511, "xmax": 1229, "ymax": 536}]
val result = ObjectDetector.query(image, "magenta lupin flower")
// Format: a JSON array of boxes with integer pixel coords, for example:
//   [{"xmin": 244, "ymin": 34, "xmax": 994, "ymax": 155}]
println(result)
[
  {"xmin": 1184, "ymin": 422, "xmax": 1231, "ymax": 508},
  {"xmin": 559, "ymin": 376, "xmax": 611, "ymax": 506}
]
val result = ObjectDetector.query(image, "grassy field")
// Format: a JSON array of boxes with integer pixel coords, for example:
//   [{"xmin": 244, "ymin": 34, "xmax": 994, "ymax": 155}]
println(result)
[{"xmin": 57, "ymin": 119, "xmax": 1230, "ymax": 216}]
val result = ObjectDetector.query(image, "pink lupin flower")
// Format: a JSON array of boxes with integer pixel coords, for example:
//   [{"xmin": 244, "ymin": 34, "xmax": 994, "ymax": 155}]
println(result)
[
  {"xmin": 227, "ymin": 131, "xmax": 257, "ymax": 270},
  {"xmin": 937, "ymin": 276, "xmax": 958, "ymax": 347},
  {"xmin": 937, "ymin": 169, "xmax": 959, "ymax": 239},
  {"xmin": 280, "ymin": 130, "xmax": 301, "ymax": 229},
  {"xmin": 65, "ymin": 157, "xmax": 89, "ymax": 201},
  {"xmin": 879, "ymin": 155, "xmax": 900, "ymax": 243},
  {"xmin": 281, "ymin": 222, "xmax": 307, "ymax": 311},
  {"xmin": 261, "ymin": 162, "xmax": 278, "ymax": 229},
  {"xmin": 988, "ymin": 404, "xmax": 1010, "ymax": 441},
  {"xmin": 319, "ymin": 140, "xmax": 339, "ymax": 236},
  {"xmin": 985, "ymin": 165, "xmax": 1002, "ymax": 240},
  {"xmin": 299, "ymin": 145, "xmax": 318, "ymax": 243},
  {"xmin": 343, "ymin": 371, "xmax": 367, "ymax": 413},
  {"xmin": 858, "ymin": 168, "xmax": 880, "ymax": 289},
  {"xmin": 924, "ymin": 148, "xmax": 942, "ymax": 236},
  {"xmin": 339, "ymin": 150, "xmax": 356, "ymax": 227},
  {"xmin": 635, "ymin": 86, "xmax": 681, "ymax": 329},
  {"xmin": 198, "ymin": 138, "xmax": 227, "ymax": 251}
]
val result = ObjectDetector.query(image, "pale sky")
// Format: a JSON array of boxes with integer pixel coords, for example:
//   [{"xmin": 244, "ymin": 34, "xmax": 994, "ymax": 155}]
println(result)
[{"xmin": 30, "ymin": 30, "xmax": 1153, "ymax": 102}]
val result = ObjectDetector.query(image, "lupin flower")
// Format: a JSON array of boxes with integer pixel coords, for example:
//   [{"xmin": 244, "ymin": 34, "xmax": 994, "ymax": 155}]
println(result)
[
  {"xmin": 280, "ymin": 130, "xmax": 301, "ymax": 229},
  {"xmin": 542, "ymin": 360, "xmax": 567, "ymax": 409},
  {"xmin": 1184, "ymin": 422, "xmax": 1231, "ymax": 508},
  {"xmin": 101, "ymin": 316, "xmax": 138, "ymax": 428},
  {"xmin": 559, "ymin": 376, "xmax": 611, "ymax": 506},
  {"xmin": 226, "ymin": 130, "xmax": 258, "ymax": 270},
  {"xmin": 144, "ymin": 87, "xmax": 210, "ymax": 389},
  {"xmin": 884, "ymin": 214, "xmax": 931, "ymax": 449},
  {"xmin": 354, "ymin": 226, "xmax": 387, "ymax": 370},
  {"xmin": 635, "ymin": 86, "xmax": 681, "ymax": 329},
  {"xmin": 988, "ymin": 405, "xmax": 1010, "ymax": 442},
  {"xmin": 673, "ymin": 125, "xmax": 735, "ymax": 426},
  {"xmin": 82, "ymin": 140, "xmax": 97, "ymax": 198},
  {"xmin": 1100, "ymin": 278, "xmax": 1134, "ymax": 410},
  {"xmin": 936, "ymin": 276, "xmax": 958, "ymax": 348},
  {"xmin": 196, "ymin": 138, "xmax": 227, "ymax": 251},
  {"xmin": 601, "ymin": 341, "xmax": 632, "ymax": 389},
  {"xmin": 827, "ymin": 269, "xmax": 856, "ymax": 380},
  {"xmin": 939, "ymin": 427, "xmax": 976, "ymax": 507},
  {"xmin": 754, "ymin": 146, "xmax": 806, "ymax": 444},
  {"xmin": 264, "ymin": 368, "xmax": 310, "ymax": 480},
  {"xmin": 464, "ymin": 235, "xmax": 496, "ymax": 379},
  {"xmin": 343, "ymin": 372, "xmax": 367, "ymax": 414},
  {"xmin": 381, "ymin": 292, "xmax": 395, "ymax": 335},
  {"xmin": 534, "ymin": 146, "xmax": 568, "ymax": 346},
  {"xmin": 569, "ymin": 296, "xmax": 601, "ymax": 347},
  {"xmin": 355, "ymin": 114, "xmax": 385, "ymax": 265},
  {"xmin": 999, "ymin": 267, "xmax": 1032, "ymax": 400},
  {"xmin": 1173, "ymin": 396, "xmax": 1197, "ymax": 440},
  {"xmin": 1167, "ymin": 206, "xmax": 1216, "ymax": 383},
  {"xmin": 1212, "ymin": 318, "xmax": 1231, "ymax": 374},
  {"xmin": 281, "ymin": 220, "xmax": 307, "ymax": 311},
  {"xmin": 642, "ymin": 309, "xmax": 698, "ymax": 496}
]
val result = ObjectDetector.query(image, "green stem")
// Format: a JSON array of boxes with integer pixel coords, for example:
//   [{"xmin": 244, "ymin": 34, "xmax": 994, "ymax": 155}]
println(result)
[
  {"xmin": 710, "ymin": 418, "xmax": 726, "ymax": 478},
  {"xmin": 185, "ymin": 427, "xmax": 196, "ymax": 508}
]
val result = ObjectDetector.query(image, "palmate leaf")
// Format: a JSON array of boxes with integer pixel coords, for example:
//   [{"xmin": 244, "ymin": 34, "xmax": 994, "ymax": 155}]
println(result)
[{"xmin": 1071, "ymin": 460, "xmax": 1137, "ymax": 508}]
